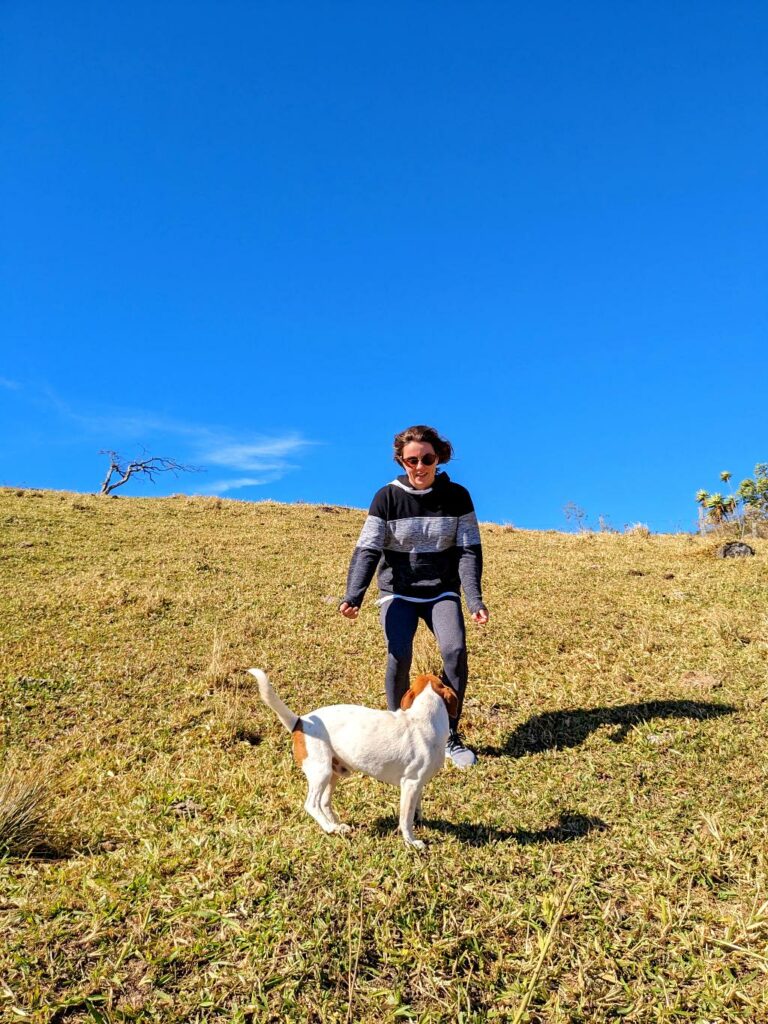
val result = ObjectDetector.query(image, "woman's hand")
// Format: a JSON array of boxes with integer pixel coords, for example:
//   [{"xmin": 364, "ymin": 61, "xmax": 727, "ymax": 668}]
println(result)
[
  {"xmin": 472, "ymin": 607, "xmax": 489, "ymax": 626},
  {"xmin": 339, "ymin": 602, "xmax": 360, "ymax": 619}
]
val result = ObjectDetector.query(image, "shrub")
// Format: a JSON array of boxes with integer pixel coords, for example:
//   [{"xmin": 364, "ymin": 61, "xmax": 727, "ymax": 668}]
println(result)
[
  {"xmin": 625, "ymin": 522, "xmax": 651, "ymax": 538},
  {"xmin": 0, "ymin": 770, "xmax": 49, "ymax": 856}
]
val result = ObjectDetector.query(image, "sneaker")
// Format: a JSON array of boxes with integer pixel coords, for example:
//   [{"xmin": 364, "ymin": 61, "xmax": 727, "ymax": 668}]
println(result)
[{"xmin": 446, "ymin": 731, "xmax": 478, "ymax": 768}]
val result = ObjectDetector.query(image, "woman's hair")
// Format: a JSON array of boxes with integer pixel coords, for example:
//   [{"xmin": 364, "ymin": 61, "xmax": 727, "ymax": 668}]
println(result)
[{"xmin": 393, "ymin": 425, "xmax": 453, "ymax": 465}]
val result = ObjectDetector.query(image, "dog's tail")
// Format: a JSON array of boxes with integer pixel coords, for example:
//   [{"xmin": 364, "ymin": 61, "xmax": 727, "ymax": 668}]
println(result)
[{"xmin": 247, "ymin": 668, "xmax": 299, "ymax": 732}]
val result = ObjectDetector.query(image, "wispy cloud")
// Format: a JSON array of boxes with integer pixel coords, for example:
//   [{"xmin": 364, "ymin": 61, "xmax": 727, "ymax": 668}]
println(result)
[
  {"xmin": 199, "ymin": 476, "xmax": 280, "ymax": 493},
  {"xmin": 196, "ymin": 434, "xmax": 319, "ymax": 493},
  {"xmin": 203, "ymin": 436, "xmax": 316, "ymax": 470},
  {"xmin": 39, "ymin": 390, "xmax": 320, "ymax": 493},
  {"xmin": 43, "ymin": 393, "xmax": 213, "ymax": 443},
  {"xmin": 0, "ymin": 376, "xmax": 21, "ymax": 390}
]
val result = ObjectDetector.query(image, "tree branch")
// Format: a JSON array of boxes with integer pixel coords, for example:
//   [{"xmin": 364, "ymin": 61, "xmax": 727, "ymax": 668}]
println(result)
[{"xmin": 98, "ymin": 450, "xmax": 202, "ymax": 495}]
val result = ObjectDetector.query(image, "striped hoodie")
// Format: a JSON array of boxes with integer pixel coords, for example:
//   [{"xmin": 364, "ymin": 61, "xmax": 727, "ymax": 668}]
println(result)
[{"xmin": 342, "ymin": 471, "xmax": 484, "ymax": 613}]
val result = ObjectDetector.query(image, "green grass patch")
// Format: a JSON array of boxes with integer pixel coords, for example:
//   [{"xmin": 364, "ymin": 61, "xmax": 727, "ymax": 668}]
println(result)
[{"xmin": 1, "ymin": 488, "xmax": 768, "ymax": 1021}]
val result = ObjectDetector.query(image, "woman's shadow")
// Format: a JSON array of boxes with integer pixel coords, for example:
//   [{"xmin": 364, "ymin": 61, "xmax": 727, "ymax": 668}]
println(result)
[
  {"xmin": 379, "ymin": 698, "xmax": 736, "ymax": 846},
  {"xmin": 372, "ymin": 809, "xmax": 608, "ymax": 847},
  {"xmin": 371, "ymin": 699, "xmax": 736, "ymax": 846},
  {"xmin": 479, "ymin": 698, "xmax": 737, "ymax": 758}
]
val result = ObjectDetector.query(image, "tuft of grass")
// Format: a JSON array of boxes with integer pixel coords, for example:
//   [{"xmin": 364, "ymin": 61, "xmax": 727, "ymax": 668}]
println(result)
[
  {"xmin": 210, "ymin": 676, "xmax": 263, "ymax": 748},
  {"xmin": 0, "ymin": 768, "xmax": 50, "ymax": 856},
  {"xmin": 624, "ymin": 521, "xmax": 652, "ymax": 537}
]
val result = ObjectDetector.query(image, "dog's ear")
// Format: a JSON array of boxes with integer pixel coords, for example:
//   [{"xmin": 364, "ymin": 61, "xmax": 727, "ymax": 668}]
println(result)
[
  {"xmin": 400, "ymin": 688, "xmax": 416, "ymax": 710},
  {"xmin": 403, "ymin": 675, "xmax": 433, "ymax": 708},
  {"xmin": 434, "ymin": 682, "xmax": 458, "ymax": 718}
]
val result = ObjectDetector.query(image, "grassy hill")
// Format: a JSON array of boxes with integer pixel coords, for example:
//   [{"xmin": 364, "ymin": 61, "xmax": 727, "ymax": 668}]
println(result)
[{"xmin": 1, "ymin": 487, "xmax": 768, "ymax": 1023}]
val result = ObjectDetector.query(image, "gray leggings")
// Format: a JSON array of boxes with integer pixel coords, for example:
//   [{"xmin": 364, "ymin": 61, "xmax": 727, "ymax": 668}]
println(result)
[{"xmin": 379, "ymin": 596, "xmax": 468, "ymax": 729}]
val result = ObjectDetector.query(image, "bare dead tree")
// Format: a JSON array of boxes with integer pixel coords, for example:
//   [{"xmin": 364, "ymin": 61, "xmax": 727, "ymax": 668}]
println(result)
[{"xmin": 98, "ymin": 449, "xmax": 201, "ymax": 495}]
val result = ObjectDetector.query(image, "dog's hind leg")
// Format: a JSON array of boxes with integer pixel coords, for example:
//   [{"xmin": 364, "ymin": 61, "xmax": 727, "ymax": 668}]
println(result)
[
  {"xmin": 398, "ymin": 779, "xmax": 426, "ymax": 849},
  {"xmin": 320, "ymin": 771, "xmax": 352, "ymax": 834},
  {"xmin": 303, "ymin": 763, "xmax": 349, "ymax": 835}
]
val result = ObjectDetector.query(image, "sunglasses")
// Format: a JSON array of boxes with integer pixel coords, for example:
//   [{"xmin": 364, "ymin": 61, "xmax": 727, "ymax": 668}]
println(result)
[{"xmin": 402, "ymin": 453, "xmax": 438, "ymax": 467}]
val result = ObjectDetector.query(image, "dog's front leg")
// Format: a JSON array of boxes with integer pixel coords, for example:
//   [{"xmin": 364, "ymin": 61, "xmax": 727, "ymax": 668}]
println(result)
[{"xmin": 399, "ymin": 779, "xmax": 426, "ymax": 849}]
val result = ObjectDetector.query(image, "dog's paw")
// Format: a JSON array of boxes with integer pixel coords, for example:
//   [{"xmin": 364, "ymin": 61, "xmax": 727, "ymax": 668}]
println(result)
[
  {"xmin": 333, "ymin": 823, "xmax": 353, "ymax": 835},
  {"xmin": 405, "ymin": 838, "xmax": 426, "ymax": 851}
]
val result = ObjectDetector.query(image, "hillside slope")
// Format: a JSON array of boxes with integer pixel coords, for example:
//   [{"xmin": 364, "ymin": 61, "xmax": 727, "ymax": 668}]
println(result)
[{"xmin": 2, "ymin": 488, "xmax": 768, "ymax": 1022}]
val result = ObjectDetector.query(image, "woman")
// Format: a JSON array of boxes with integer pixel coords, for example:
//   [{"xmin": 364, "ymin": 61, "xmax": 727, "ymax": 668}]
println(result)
[{"xmin": 339, "ymin": 425, "xmax": 489, "ymax": 767}]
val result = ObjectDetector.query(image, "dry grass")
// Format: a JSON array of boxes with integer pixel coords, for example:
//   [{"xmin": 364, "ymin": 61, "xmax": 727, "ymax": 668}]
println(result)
[
  {"xmin": 0, "ymin": 769, "xmax": 50, "ymax": 856},
  {"xmin": 1, "ymin": 488, "xmax": 768, "ymax": 1021}
]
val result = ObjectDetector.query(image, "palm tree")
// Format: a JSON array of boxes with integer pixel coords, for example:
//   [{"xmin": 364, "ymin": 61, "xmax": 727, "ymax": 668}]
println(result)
[{"xmin": 704, "ymin": 493, "xmax": 736, "ymax": 525}]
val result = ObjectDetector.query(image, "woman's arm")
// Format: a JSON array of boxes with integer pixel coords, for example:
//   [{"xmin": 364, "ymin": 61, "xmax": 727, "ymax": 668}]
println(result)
[
  {"xmin": 341, "ymin": 532, "xmax": 382, "ymax": 612},
  {"xmin": 455, "ymin": 490, "xmax": 487, "ymax": 622},
  {"xmin": 340, "ymin": 492, "xmax": 387, "ymax": 616}
]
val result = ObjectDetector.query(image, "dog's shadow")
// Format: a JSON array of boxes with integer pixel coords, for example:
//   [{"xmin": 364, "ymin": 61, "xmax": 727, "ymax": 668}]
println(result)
[
  {"xmin": 371, "ymin": 810, "xmax": 608, "ymax": 847},
  {"xmin": 479, "ymin": 699, "xmax": 737, "ymax": 758}
]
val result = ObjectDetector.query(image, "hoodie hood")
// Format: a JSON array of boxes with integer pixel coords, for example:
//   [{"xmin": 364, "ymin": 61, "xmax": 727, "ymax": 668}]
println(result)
[{"xmin": 391, "ymin": 470, "xmax": 450, "ymax": 496}]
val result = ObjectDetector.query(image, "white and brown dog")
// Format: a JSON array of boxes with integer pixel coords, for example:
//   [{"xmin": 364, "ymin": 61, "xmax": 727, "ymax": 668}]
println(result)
[{"xmin": 248, "ymin": 668, "xmax": 458, "ymax": 848}]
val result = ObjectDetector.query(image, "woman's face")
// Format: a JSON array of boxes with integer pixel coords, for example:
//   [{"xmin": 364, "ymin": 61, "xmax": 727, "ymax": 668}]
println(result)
[{"xmin": 400, "ymin": 441, "xmax": 439, "ymax": 490}]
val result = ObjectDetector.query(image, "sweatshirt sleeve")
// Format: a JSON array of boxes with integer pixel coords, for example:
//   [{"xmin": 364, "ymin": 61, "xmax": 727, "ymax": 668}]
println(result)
[
  {"xmin": 342, "ymin": 489, "xmax": 387, "ymax": 608},
  {"xmin": 455, "ymin": 489, "xmax": 485, "ymax": 614}
]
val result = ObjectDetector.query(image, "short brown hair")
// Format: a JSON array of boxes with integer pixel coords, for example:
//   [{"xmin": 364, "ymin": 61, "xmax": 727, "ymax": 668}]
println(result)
[{"xmin": 393, "ymin": 425, "xmax": 453, "ymax": 466}]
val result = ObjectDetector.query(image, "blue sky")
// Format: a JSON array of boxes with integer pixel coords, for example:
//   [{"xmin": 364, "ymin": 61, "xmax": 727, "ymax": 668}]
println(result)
[{"xmin": 2, "ymin": 1, "xmax": 766, "ymax": 531}]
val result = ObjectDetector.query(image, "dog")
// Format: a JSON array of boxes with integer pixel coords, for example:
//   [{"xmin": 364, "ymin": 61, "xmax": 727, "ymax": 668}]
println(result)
[{"xmin": 247, "ymin": 668, "xmax": 458, "ymax": 848}]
